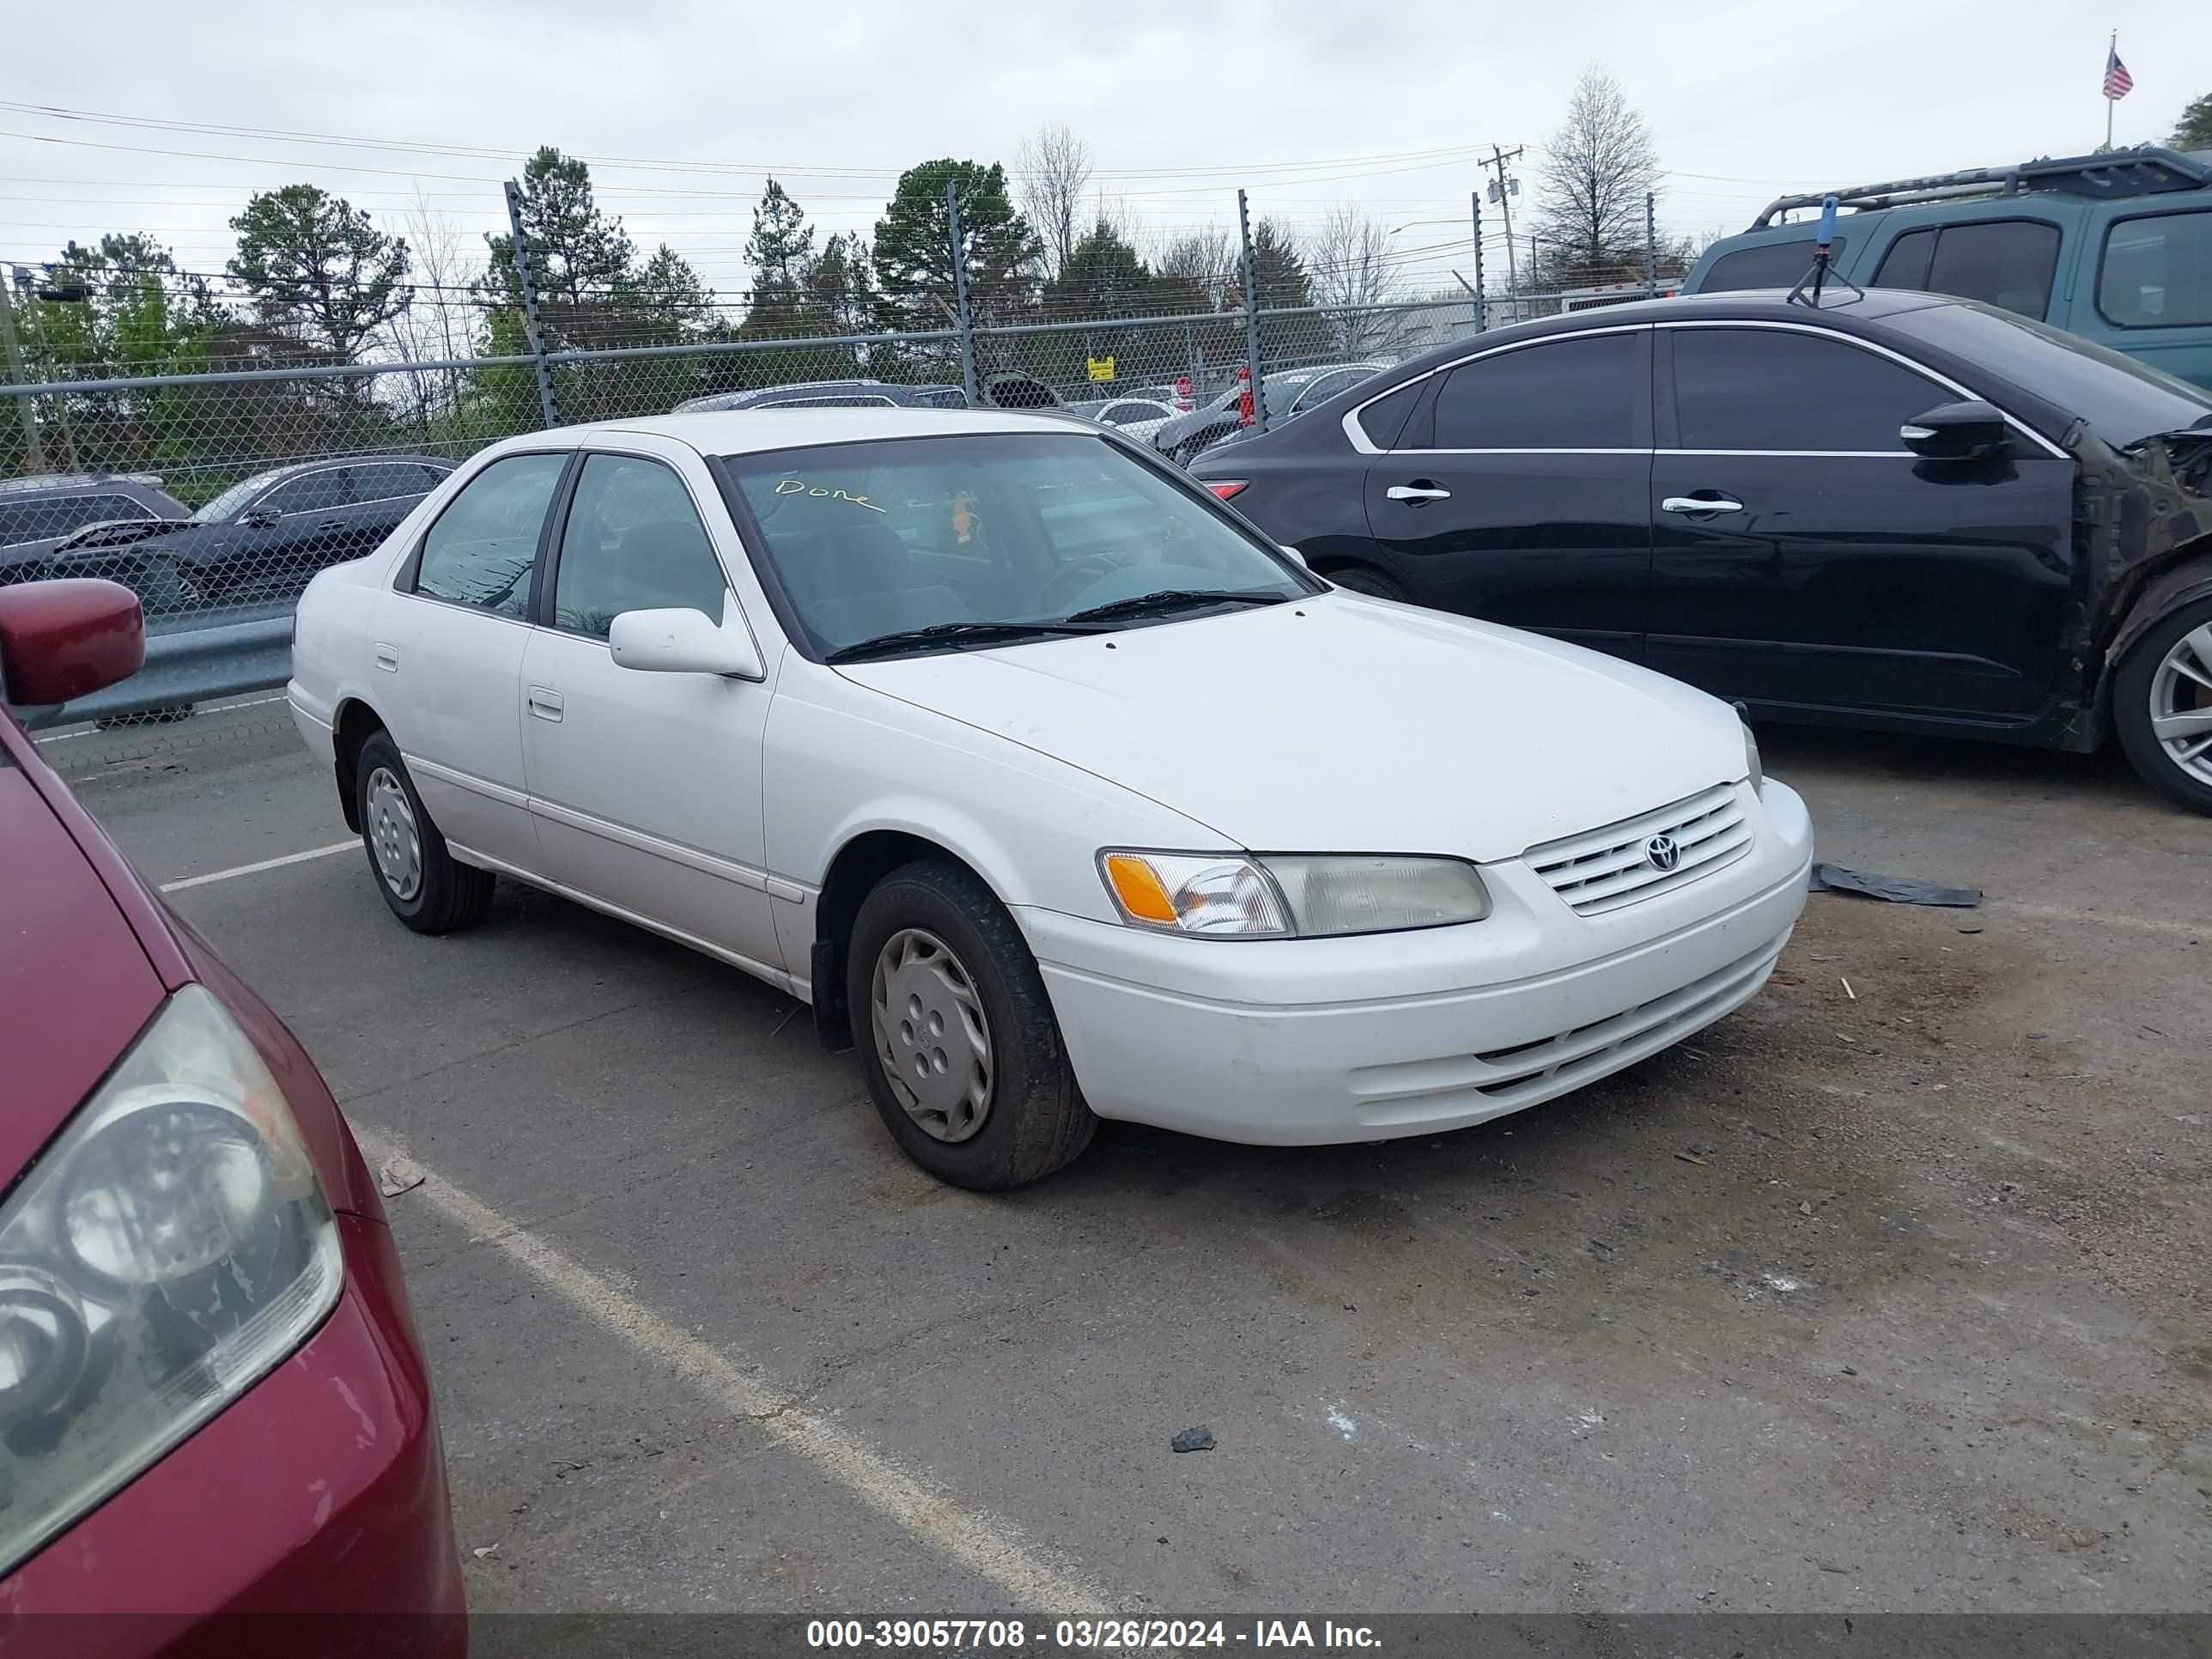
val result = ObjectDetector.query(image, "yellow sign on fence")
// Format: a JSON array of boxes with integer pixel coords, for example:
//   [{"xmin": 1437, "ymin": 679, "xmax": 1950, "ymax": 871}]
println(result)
[{"xmin": 1085, "ymin": 355, "xmax": 1115, "ymax": 383}]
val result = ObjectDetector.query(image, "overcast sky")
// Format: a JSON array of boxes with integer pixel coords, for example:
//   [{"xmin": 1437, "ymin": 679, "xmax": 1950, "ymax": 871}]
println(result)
[{"xmin": 3, "ymin": 0, "xmax": 2207, "ymax": 301}]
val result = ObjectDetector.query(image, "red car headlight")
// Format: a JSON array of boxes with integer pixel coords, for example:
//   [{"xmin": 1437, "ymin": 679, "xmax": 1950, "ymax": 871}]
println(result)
[{"xmin": 0, "ymin": 986, "xmax": 343, "ymax": 1574}]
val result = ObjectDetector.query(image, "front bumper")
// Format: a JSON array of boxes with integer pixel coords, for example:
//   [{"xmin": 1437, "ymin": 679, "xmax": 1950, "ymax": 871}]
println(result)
[
  {"xmin": 0, "ymin": 1212, "xmax": 466, "ymax": 1657},
  {"xmin": 1022, "ymin": 780, "xmax": 1812, "ymax": 1146}
]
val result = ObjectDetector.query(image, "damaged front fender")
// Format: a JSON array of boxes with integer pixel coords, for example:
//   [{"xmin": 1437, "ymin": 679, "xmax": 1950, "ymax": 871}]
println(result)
[{"xmin": 2076, "ymin": 425, "xmax": 2212, "ymax": 672}]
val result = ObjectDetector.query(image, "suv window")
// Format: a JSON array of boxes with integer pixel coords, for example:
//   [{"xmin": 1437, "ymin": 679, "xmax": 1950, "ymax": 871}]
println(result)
[
  {"xmin": 1873, "ymin": 220, "xmax": 2060, "ymax": 319},
  {"xmin": 1700, "ymin": 236, "xmax": 1846, "ymax": 292},
  {"xmin": 0, "ymin": 493, "xmax": 155, "ymax": 547},
  {"xmin": 2099, "ymin": 210, "xmax": 2212, "ymax": 328},
  {"xmin": 259, "ymin": 468, "xmax": 352, "ymax": 516},
  {"xmin": 354, "ymin": 462, "xmax": 441, "ymax": 501},
  {"xmin": 412, "ymin": 453, "xmax": 568, "ymax": 618},
  {"xmin": 1671, "ymin": 327, "xmax": 1948, "ymax": 452},
  {"xmin": 553, "ymin": 454, "xmax": 729, "ymax": 639},
  {"xmin": 1431, "ymin": 333, "xmax": 1641, "ymax": 449}
]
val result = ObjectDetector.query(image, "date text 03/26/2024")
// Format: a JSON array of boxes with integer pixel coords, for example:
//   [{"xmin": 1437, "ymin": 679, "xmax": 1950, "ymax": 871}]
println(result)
[{"xmin": 805, "ymin": 1619, "xmax": 1382, "ymax": 1650}]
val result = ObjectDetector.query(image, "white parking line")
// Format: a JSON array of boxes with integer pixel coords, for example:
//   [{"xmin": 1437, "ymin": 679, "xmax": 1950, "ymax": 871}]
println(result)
[
  {"xmin": 34, "ymin": 691, "xmax": 291, "ymax": 744},
  {"xmin": 158, "ymin": 840, "xmax": 357, "ymax": 892},
  {"xmin": 354, "ymin": 1130, "xmax": 1114, "ymax": 1616}
]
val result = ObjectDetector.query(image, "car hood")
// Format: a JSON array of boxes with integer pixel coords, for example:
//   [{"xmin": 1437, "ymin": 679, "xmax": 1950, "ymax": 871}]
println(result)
[
  {"xmin": 0, "ymin": 763, "xmax": 166, "ymax": 1178},
  {"xmin": 836, "ymin": 594, "xmax": 1747, "ymax": 862}
]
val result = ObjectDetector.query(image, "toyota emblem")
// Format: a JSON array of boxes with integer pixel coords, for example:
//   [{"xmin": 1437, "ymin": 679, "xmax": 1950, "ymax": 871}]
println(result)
[{"xmin": 1645, "ymin": 833, "xmax": 1680, "ymax": 872}]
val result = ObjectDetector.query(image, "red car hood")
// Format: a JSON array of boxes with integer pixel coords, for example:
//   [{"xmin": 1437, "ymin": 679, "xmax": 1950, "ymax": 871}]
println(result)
[{"xmin": 0, "ymin": 763, "xmax": 166, "ymax": 1179}]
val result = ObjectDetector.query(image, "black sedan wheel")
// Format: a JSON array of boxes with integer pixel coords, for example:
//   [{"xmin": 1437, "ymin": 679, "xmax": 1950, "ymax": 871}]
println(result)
[{"xmin": 2114, "ymin": 597, "xmax": 2212, "ymax": 815}]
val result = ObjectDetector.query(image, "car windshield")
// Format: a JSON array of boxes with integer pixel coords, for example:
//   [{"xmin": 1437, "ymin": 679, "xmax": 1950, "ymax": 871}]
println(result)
[
  {"xmin": 191, "ymin": 468, "xmax": 287, "ymax": 522},
  {"xmin": 720, "ymin": 432, "xmax": 1312, "ymax": 659},
  {"xmin": 1887, "ymin": 301, "xmax": 2212, "ymax": 447}
]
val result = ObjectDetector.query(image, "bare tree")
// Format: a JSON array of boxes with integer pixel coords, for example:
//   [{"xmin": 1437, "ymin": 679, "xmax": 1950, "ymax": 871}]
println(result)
[
  {"xmin": 391, "ymin": 191, "xmax": 475, "ymax": 428},
  {"xmin": 1534, "ymin": 66, "xmax": 1661, "ymax": 286},
  {"xmin": 1152, "ymin": 224, "xmax": 1235, "ymax": 308},
  {"xmin": 1306, "ymin": 204, "xmax": 1418, "ymax": 356},
  {"xmin": 1016, "ymin": 124, "xmax": 1093, "ymax": 279}
]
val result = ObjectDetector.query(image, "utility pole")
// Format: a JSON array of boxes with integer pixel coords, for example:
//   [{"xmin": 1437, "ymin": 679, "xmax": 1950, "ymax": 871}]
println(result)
[
  {"xmin": 502, "ymin": 179, "xmax": 562, "ymax": 429},
  {"xmin": 0, "ymin": 270, "xmax": 45, "ymax": 473},
  {"xmin": 1481, "ymin": 145, "xmax": 1524, "ymax": 301}
]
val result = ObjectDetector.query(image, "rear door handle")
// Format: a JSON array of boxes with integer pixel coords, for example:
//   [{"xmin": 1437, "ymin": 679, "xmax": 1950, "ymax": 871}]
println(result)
[
  {"xmin": 373, "ymin": 643, "xmax": 398, "ymax": 672},
  {"xmin": 1386, "ymin": 484, "xmax": 1453, "ymax": 503},
  {"xmin": 1662, "ymin": 495, "xmax": 1745, "ymax": 514},
  {"xmin": 526, "ymin": 685, "xmax": 564, "ymax": 722}
]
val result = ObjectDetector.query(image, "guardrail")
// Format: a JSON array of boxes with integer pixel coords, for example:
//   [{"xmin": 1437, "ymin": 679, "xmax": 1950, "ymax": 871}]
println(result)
[{"xmin": 58, "ymin": 611, "xmax": 292, "ymax": 726}]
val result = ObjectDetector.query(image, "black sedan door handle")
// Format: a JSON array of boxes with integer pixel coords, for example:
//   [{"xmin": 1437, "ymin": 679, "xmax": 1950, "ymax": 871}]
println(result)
[
  {"xmin": 1662, "ymin": 494, "xmax": 1745, "ymax": 514},
  {"xmin": 1386, "ymin": 483, "xmax": 1453, "ymax": 504}
]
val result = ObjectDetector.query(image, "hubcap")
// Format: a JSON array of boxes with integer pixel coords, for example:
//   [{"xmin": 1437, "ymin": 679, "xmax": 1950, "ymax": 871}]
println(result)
[
  {"xmin": 869, "ymin": 927, "xmax": 993, "ymax": 1143},
  {"xmin": 364, "ymin": 766, "xmax": 423, "ymax": 902},
  {"xmin": 2150, "ymin": 623, "xmax": 2212, "ymax": 787}
]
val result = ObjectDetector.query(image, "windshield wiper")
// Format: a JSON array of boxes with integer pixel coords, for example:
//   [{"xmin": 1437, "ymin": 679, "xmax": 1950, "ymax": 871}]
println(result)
[
  {"xmin": 1060, "ymin": 587, "xmax": 1284, "ymax": 626},
  {"xmin": 825, "ymin": 618, "xmax": 1103, "ymax": 664}
]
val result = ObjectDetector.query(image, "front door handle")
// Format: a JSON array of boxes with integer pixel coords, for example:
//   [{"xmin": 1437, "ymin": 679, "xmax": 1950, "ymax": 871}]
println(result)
[
  {"xmin": 1662, "ymin": 494, "xmax": 1745, "ymax": 514},
  {"xmin": 1386, "ymin": 483, "xmax": 1453, "ymax": 504},
  {"xmin": 526, "ymin": 685, "xmax": 564, "ymax": 722}
]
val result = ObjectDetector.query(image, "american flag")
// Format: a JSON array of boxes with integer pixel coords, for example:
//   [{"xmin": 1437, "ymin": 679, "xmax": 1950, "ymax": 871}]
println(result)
[{"xmin": 2104, "ymin": 46, "xmax": 2134, "ymax": 101}]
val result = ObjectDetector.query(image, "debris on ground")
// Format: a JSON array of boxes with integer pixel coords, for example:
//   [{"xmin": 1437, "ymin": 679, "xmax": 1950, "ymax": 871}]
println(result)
[
  {"xmin": 376, "ymin": 1155, "xmax": 427, "ymax": 1198},
  {"xmin": 1810, "ymin": 863, "xmax": 1982, "ymax": 908},
  {"xmin": 1674, "ymin": 1150, "xmax": 1709, "ymax": 1166},
  {"xmin": 1170, "ymin": 1426, "xmax": 1215, "ymax": 1454},
  {"xmin": 1841, "ymin": 977, "xmax": 1856, "ymax": 1000}
]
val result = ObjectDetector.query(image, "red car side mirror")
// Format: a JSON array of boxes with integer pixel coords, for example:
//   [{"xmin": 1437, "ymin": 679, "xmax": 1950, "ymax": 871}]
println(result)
[{"xmin": 0, "ymin": 579, "xmax": 146, "ymax": 709}]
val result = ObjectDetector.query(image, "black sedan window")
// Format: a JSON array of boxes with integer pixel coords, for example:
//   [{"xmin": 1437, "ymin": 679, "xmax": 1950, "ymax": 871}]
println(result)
[
  {"xmin": 1430, "ymin": 333, "xmax": 1640, "ymax": 449},
  {"xmin": 1671, "ymin": 328, "xmax": 1947, "ymax": 453}
]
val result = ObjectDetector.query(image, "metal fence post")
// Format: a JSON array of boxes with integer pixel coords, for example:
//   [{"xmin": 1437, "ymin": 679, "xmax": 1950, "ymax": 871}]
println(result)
[
  {"xmin": 503, "ymin": 179, "xmax": 562, "ymax": 429},
  {"xmin": 946, "ymin": 179, "xmax": 981, "ymax": 407},
  {"xmin": 1645, "ymin": 191, "xmax": 1659, "ymax": 298},
  {"xmin": 1236, "ymin": 188, "xmax": 1267, "ymax": 434},
  {"xmin": 1470, "ymin": 195, "xmax": 1486, "ymax": 335},
  {"xmin": 0, "ymin": 272, "xmax": 45, "ymax": 472}
]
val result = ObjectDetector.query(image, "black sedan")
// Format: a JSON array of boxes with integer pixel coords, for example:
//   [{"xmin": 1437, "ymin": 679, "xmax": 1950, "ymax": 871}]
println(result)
[
  {"xmin": 1191, "ymin": 290, "xmax": 2212, "ymax": 813},
  {"xmin": 26, "ymin": 454, "xmax": 455, "ymax": 614}
]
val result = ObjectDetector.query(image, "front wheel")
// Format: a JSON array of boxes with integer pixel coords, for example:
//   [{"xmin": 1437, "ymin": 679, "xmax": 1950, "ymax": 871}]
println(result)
[
  {"xmin": 2112, "ymin": 599, "xmax": 2212, "ymax": 816},
  {"xmin": 354, "ymin": 729, "xmax": 496, "ymax": 932},
  {"xmin": 846, "ymin": 858, "xmax": 1095, "ymax": 1189}
]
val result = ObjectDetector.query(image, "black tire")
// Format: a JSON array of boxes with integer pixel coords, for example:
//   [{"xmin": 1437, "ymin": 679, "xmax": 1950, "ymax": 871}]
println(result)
[
  {"xmin": 1325, "ymin": 565, "xmax": 1411, "ymax": 602},
  {"xmin": 845, "ymin": 857, "xmax": 1095, "ymax": 1189},
  {"xmin": 2112, "ymin": 595, "xmax": 2212, "ymax": 816},
  {"xmin": 132, "ymin": 555, "xmax": 200, "ymax": 620},
  {"xmin": 353, "ymin": 729, "xmax": 495, "ymax": 933}
]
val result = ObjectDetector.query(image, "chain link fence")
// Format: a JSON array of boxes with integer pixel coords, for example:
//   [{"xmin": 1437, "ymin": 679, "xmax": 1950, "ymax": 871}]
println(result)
[{"xmin": 0, "ymin": 177, "xmax": 1618, "ymax": 724}]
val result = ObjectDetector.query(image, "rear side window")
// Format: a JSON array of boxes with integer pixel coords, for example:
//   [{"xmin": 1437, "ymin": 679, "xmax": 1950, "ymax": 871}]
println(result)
[
  {"xmin": 1671, "ymin": 327, "xmax": 1948, "ymax": 452},
  {"xmin": 411, "ymin": 453, "xmax": 568, "ymax": 618},
  {"xmin": 0, "ymin": 494, "xmax": 151, "ymax": 546},
  {"xmin": 354, "ymin": 462, "xmax": 441, "ymax": 501},
  {"xmin": 2099, "ymin": 210, "xmax": 2212, "ymax": 327},
  {"xmin": 1430, "ymin": 333, "xmax": 1641, "ymax": 449},
  {"xmin": 1356, "ymin": 380, "xmax": 1425, "ymax": 448},
  {"xmin": 1874, "ymin": 220, "xmax": 2060, "ymax": 319},
  {"xmin": 1699, "ymin": 236, "xmax": 1845, "ymax": 292}
]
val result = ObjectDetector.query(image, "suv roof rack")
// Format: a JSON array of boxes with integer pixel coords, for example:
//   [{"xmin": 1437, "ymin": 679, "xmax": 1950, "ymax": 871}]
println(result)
[
  {"xmin": 0, "ymin": 471, "xmax": 165, "ymax": 496},
  {"xmin": 1751, "ymin": 145, "xmax": 2210, "ymax": 228}
]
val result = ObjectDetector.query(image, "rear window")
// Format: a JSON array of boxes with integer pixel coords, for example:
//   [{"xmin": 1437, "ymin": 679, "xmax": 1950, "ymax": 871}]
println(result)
[
  {"xmin": 1873, "ymin": 220, "xmax": 2061, "ymax": 319},
  {"xmin": 1699, "ymin": 237, "xmax": 1846, "ymax": 292},
  {"xmin": 2099, "ymin": 210, "xmax": 2212, "ymax": 328}
]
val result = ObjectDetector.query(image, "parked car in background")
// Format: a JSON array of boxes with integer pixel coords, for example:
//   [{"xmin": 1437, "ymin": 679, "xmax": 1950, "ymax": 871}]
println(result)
[
  {"xmin": 0, "ymin": 578, "xmax": 465, "ymax": 1651},
  {"xmin": 5, "ymin": 456, "xmax": 454, "ymax": 616},
  {"xmin": 0, "ymin": 472, "xmax": 191, "ymax": 602},
  {"xmin": 1191, "ymin": 289, "xmax": 2212, "ymax": 812},
  {"xmin": 287, "ymin": 407, "xmax": 1809, "ymax": 1190},
  {"xmin": 1066, "ymin": 395, "xmax": 1181, "ymax": 447},
  {"xmin": 1684, "ymin": 146, "xmax": 2212, "ymax": 389},
  {"xmin": 675, "ymin": 380, "xmax": 968, "ymax": 414},
  {"xmin": 1152, "ymin": 362, "xmax": 1383, "ymax": 465}
]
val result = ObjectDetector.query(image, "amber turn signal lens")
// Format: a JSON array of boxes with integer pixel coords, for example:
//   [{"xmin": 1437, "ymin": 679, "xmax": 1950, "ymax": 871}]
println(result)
[{"xmin": 1102, "ymin": 854, "xmax": 1178, "ymax": 924}]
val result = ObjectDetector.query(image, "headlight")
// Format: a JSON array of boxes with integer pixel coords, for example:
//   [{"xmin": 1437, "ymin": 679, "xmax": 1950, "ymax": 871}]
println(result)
[
  {"xmin": 1099, "ymin": 851, "xmax": 1489, "ymax": 938},
  {"xmin": 0, "ymin": 986, "xmax": 342, "ymax": 1575},
  {"xmin": 1743, "ymin": 723, "xmax": 1764, "ymax": 794}
]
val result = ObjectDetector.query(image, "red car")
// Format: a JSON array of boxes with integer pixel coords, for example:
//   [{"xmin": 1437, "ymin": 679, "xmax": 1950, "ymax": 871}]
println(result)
[{"xmin": 0, "ymin": 580, "xmax": 465, "ymax": 1656}]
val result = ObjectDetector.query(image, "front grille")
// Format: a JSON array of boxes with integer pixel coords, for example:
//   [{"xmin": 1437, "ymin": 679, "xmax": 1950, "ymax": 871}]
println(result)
[{"xmin": 1527, "ymin": 782, "xmax": 1751, "ymax": 917}]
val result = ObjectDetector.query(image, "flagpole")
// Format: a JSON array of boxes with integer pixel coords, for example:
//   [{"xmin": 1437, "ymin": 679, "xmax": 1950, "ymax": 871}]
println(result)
[{"xmin": 2106, "ymin": 29, "xmax": 2116, "ymax": 149}]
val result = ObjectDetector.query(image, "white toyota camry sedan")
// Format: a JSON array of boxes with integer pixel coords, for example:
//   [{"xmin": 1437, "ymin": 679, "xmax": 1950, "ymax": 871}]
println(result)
[{"xmin": 288, "ymin": 408, "xmax": 1813, "ymax": 1188}]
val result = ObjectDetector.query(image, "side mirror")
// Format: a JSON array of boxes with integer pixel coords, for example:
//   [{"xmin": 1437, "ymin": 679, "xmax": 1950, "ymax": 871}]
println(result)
[
  {"xmin": 0, "ymin": 578, "xmax": 146, "ymax": 714},
  {"xmin": 608, "ymin": 606, "xmax": 763, "ymax": 679},
  {"xmin": 1900, "ymin": 400, "xmax": 2008, "ymax": 460},
  {"xmin": 1277, "ymin": 544, "xmax": 1310, "ymax": 570},
  {"xmin": 238, "ymin": 507, "xmax": 282, "ymax": 529}
]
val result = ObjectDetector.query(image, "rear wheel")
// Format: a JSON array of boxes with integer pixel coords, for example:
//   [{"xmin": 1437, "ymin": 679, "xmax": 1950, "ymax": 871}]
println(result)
[
  {"xmin": 2112, "ymin": 597, "xmax": 2212, "ymax": 815},
  {"xmin": 1324, "ymin": 565, "xmax": 1410, "ymax": 602},
  {"xmin": 846, "ymin": 858, "xmax": 1095, "ymax": 1189},
  {"xmin": 353, "ymin": 729, "xmax": 495, "ymax": 932}
]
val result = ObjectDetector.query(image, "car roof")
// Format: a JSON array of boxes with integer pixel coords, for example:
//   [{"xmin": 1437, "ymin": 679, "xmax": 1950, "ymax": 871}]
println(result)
[
  {"xmin": 570, "ymin": 407, "xmax": 1094, "ymax": 455},
  {"xmin": 0, "ymin": 472, "xmax": 168, "ymax": 498}
]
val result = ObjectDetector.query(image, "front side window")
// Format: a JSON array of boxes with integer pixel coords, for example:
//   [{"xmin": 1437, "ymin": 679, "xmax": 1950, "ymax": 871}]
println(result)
[
  {"xmin": 1430, "ymin": 332, "xmax": 1642, "ymax": 449},
  {"xmin": 1873, "ymin": 220, "xmax": 2061, "ymax": 319},
  {"xmin": 2099, "ymin": 210, "xmax": 2212, "ymax": 328},
  {"xmin": 723, "ymin": 432, "xmax": 1310, "ymax": 658},
  {"xmin": 553, "ymin": 454, "xmax": 729, "ymax": 639},
  {"xmin": 259, "ymin": 469, "xmax": 351, "ymax": 517},
  {"xmin": 1670, "ymin": 328, "xmax": 1948, "ymax": 452},
  {"xmin": 411, "ymin": 453, "xmax": 568, "ymax": 618}
]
